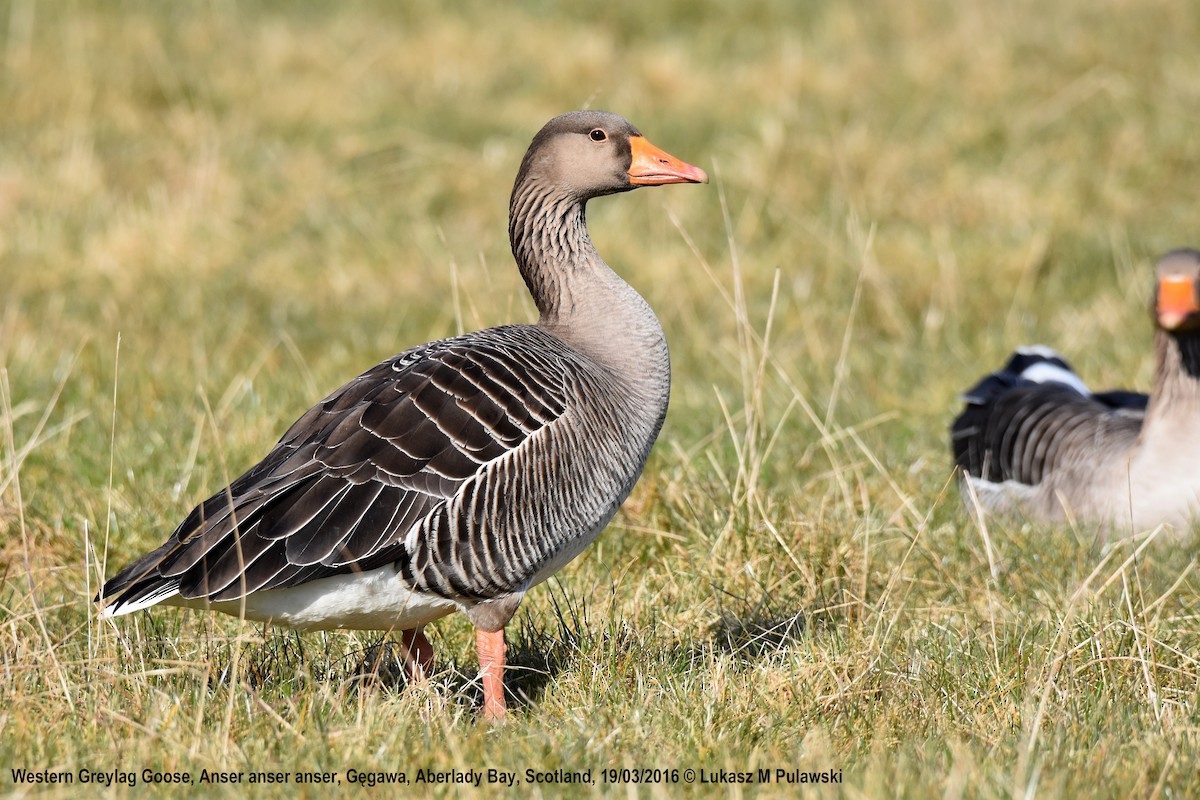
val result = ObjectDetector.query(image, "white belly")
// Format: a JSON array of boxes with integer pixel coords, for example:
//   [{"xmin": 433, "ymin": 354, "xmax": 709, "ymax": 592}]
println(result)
[{"xmin": 166, "ymin": 566, "xmax": 459, "ymax": 632}]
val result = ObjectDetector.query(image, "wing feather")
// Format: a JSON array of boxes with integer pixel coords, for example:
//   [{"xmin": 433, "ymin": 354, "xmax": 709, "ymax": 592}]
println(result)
[
  {"xmin": 97, "ymin": 326, "xmax": 575, "ymax": 614},
  {"xmin": 952, "ymin": 350, "xmax": 1146, "ymax": 487}
]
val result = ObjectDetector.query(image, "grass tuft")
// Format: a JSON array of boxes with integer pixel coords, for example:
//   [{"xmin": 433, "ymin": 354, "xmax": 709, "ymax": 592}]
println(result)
[{"xmin": 4, "ymin": 0, "xmax": 1200, "ymax": 796}]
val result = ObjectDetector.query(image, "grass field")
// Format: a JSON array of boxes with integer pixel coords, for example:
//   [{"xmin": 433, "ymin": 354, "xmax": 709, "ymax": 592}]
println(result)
[{"xmin": 4, "ymin": 1, "xmax": 1200, "ymax": 796}]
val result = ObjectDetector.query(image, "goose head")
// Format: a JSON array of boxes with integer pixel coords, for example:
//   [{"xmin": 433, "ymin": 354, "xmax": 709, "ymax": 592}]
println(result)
[
  {"xmin": 512, "ymin": 110, "xmax": 708, "ymax": 205},
  {"xmin": 1154, "ymin": 248, "xmax": 1200, "ymax": 332}
]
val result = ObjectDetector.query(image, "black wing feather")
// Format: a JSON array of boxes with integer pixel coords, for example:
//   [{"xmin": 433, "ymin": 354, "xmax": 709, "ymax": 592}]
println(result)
[{"xmin": 952, "ymin": 350, "xmax": 1146, "ymax": 486}]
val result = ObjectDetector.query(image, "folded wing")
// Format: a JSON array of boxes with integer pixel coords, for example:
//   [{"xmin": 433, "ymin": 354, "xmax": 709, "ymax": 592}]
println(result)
[{"xmin": 97, "ymin": 325, "xmax": 571, "ymax": 614}]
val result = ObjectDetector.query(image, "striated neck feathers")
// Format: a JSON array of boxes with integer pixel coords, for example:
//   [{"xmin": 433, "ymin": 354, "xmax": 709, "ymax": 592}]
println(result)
[
  {"xmin": 508, "ymin": 175, "xmax": 599, "ymax": 324},
  {"xmin": 506, "ymin": 170, "xmax": 669, "ymax": 400}
]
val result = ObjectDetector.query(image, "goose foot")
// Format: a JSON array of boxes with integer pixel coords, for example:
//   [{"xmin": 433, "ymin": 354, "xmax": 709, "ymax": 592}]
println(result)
[
  {"xmin": 400, "ymin": 627, "xmax": 434, "ymax": 682},
  {"xmin": 475, "ymin": 628, "xmax": 507, "ymax": 722}
]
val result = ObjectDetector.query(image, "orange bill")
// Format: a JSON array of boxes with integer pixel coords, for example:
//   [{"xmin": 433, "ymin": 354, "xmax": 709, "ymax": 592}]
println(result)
[
  {"xmin": 1157, "ymin": 274, "xmax": 1200, "ymax": 330},
  {"xmin": 628, "ymin": 136, "xmax": 708, "ymax": 185}
]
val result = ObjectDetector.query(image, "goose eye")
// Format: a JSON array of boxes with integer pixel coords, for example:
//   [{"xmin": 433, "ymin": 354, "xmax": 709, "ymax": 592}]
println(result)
[{"xmin": 588, "ymin": 129, "xmax": 607, "ymax": 142}]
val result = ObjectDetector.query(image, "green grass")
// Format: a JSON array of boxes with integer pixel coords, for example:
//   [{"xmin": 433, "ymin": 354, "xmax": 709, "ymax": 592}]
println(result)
[{"xmin": 4, "ymin": 0, "xmax": 1200, "ymax": 796}]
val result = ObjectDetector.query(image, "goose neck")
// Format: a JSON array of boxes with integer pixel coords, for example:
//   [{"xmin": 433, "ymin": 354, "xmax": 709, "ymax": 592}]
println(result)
[
  {"xmin": 1151, "ymin": 329, "xmax": 1200, "ymax": 412},
  {"xmin": 508, "ymin": 179, "xmax": 597, "ymax": 323},
  {"xmin": 507, "ymin": 178, "xmax": 668, "ymax": 391}
]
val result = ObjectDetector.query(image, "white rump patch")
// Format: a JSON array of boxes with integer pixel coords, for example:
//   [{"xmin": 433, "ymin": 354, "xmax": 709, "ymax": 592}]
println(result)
[
  {"xmin": 1015, "ymin": 344, "xmax": 1066, "ymax": 360},
  {"xmin": 1017, "ymin": 362, "xmax": 1090, "ymax": 396}
]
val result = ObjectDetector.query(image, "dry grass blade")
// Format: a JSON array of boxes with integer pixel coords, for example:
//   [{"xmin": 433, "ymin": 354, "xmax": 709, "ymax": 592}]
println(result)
[{"xmin": 4, "ymin": 2, "xmax": 1200, "ymax": 797}]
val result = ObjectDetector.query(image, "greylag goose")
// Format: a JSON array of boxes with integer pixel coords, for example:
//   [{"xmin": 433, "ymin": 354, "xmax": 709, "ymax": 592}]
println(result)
[
  {"xmin": 96, "ymin": 111, "xmax": 707, "ymax": 720},
  {"xmin": 951, "ymin": 249, "xmax": 1200, "ymax": 533}
]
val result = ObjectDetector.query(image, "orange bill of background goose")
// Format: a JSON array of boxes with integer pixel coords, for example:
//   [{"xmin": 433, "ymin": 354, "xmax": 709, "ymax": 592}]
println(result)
[
  {"xmin": 96, "ymin": 111, "xmax": 708, "ymax": 721},
  {"xmin": 951, "ymin": 248, "xmax": 1200, "ymax": 534}
]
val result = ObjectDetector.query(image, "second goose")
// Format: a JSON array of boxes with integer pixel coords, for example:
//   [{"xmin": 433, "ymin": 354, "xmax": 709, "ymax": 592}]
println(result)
[{"xmin": 952, "ymin": 249, "xmax": 1200, "ymax": 533}]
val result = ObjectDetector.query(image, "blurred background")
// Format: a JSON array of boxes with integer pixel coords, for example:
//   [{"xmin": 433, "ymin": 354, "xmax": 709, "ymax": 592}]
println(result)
[{"xmin": 3, "ymin": 0, "xmax": 1199, "ymax": 793}]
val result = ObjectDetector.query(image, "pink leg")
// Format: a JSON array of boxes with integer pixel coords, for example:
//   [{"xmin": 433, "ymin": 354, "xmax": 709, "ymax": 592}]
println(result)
[
  {"xmin": 475, "ymin": 628, "xmax": 507, "ymax": 722},
  {"xmin": 400, "ymin": 627, "xmax": 434, "ymax": 682}
]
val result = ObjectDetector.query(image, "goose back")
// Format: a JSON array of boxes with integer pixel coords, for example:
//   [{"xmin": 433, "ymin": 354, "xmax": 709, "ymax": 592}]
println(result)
[
  {"xmin": 951, "ymin": 348, "xmax": 1146, "ymax": 520},
  {"xmin": 101, "ymin": 323, "xmax": 665, "ymax": 624}
]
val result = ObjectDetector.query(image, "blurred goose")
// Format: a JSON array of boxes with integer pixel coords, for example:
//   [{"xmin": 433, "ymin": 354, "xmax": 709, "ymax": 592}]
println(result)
[
  {"xmin": 96, "ymin": 111, "xmax": 707, "ymax": 720},
  {"xmin": 951, "ymin": 249, "xmax": 1200, "ymax": 533}
]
